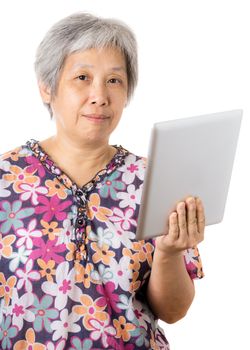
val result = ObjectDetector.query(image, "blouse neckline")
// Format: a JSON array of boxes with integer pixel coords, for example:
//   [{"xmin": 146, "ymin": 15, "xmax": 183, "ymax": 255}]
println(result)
[{"xmin": 26, "ymin": 139, "xmax": 129, "ymax": 193}]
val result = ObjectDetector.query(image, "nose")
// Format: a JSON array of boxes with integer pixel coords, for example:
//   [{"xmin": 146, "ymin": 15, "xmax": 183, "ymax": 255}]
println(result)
[{"xmin": 89, "ymin": 82, "xmax": 109, "ymax": 106}]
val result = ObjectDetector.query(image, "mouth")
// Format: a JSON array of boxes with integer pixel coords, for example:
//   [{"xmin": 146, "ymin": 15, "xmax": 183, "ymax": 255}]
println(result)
[{"xmin": 82, "ymin": 114, "xmax": 110, "ymax": 120}]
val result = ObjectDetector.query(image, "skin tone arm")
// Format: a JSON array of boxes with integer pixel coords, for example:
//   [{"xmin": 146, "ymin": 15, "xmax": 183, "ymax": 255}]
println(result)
[{"xmin": 147, "ymin": 196, "xmax": 205, "ymax": 323}]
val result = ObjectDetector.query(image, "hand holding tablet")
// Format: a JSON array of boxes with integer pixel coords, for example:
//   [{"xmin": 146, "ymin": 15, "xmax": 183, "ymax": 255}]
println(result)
[{"xmin": 136, "ymin": 110, "xmax": 243, "ymax": 240}]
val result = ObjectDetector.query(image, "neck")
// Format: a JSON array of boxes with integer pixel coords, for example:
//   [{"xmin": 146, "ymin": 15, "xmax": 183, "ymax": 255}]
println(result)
[{"xmin": 40, "ymin": 134, "xmax": 115, "ymax": 171}]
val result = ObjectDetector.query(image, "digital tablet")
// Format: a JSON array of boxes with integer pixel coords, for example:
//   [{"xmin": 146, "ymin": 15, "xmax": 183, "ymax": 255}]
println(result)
[{"xmin": 136, "ymin": 109, "xmax": 243, "ymax": 240}]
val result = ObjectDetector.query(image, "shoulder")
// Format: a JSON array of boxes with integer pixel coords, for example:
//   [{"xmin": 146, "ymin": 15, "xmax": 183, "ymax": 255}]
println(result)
[
  {"xmin": 0, "ymin": 143, "xmax": 32, "ymax": 174},
  {"xmin": 117, "ymin": 148, "xmax": 147, "ymax": 185}
]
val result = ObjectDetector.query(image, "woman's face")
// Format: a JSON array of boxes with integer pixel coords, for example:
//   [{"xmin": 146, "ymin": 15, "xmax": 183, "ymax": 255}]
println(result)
[{"xmin": 40, "ymin": 47, "xmax": 128, "ymax": 145}]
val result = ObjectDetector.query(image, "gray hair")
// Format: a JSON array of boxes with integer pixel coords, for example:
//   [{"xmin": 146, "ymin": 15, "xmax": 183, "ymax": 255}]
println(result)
[{"xmin": 34, "ymin": 12, "xmax": 138, "ymax": 117}]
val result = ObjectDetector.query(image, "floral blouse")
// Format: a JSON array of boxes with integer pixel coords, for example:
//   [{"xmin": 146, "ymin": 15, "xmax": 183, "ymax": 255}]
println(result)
[{"xmin": 0, "ymin": 140, "xmax": 203, "ymax": 350}]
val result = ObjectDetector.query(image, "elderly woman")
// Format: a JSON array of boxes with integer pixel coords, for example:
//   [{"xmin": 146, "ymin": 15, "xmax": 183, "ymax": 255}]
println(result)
[{"xmin": 0, "ymin": 12, "xmax": 204, "ymax": 349}]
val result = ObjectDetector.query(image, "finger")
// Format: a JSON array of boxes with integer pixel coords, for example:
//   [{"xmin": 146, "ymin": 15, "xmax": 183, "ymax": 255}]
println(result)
[
  {"xmin": 176, "ymin": 201, "xmax": 187, "ymax": 237},
  {"xmin": 186, "ymin": 197, "xmax": 197, "ymax": 235},
  {"xmin": 168, "ymin": 212, "xmax": 179, "ymax": 240},
  {"xmin": 196, "ymin": 197, "xmax": 205, "ymax": 238}
]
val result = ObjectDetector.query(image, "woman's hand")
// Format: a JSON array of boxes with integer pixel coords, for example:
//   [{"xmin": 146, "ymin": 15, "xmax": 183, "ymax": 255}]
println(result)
[{"xmin": 155, "ymin": 196, "xmax": 205, "ymax": 256}]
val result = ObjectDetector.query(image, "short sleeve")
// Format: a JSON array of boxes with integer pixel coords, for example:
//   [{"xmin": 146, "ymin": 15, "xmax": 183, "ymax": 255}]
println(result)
[
  {"xmin": 149, "ymin": 240, "xmax": 204, "ymax": 279},
  {"xmin": 183, "ymin": 247, "xmax": 204, "ymax": 279}
]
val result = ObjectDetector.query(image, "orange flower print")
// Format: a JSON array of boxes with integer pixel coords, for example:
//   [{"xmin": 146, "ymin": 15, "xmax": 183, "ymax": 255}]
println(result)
[
  {"xmin": 129, "ymin": 271, "xmax": 141, "ymax": 293},
  {"xmin": 113, "ymin": 316, "xmax": 135, "ymax": 342},
  {"xmin": 74, "ymin": 261, "xmax": 93, "ymax": 288},
  {"xmin": 37, "ymin": 259, "xmax": 56, "ymax": 282},
  {"xmin": 73, "ymin": 294, "xmax": 108, "ymax": 331},
  {"xmin": 0, "ymin": 273, "xmax": 17, "ymax": 306},
  {"xmin": 45, "ymin": 178, "xmax": 68, "ymax": 199},
  {"xmin": 41, "ymin": 220, "xmax": 61, "ymax": 240},
  {"xmin": 0, "ymin": 233, "xmax": 15, "ymax": 258},
  {"xmin": 13, "ymin": 328, "xmax": 46, "ymax": 350},
  {"xmin": 133, "ymin": 241, "xmax": 154, "ymax": 267},
  {"xmin": 91, "ymin": 242, "xmax": 115, "ymax": 265},
  {"xmin": 3, "ymin": 165, "xmax": 38, "ymax": 193},
  {"xmin": 66, "ymin": 242, "xmax": 77, "ymax": 261},
  {"xmin": 122, "ymin": 247, "xmax": 140, "ymax": 271},
  {"xmin": 87, "ymin": 193, "xmax": 112, "ymax": 222},
  {"xmin": 1, "ymin": 147, "xmax": 24, "ymax": 162}
]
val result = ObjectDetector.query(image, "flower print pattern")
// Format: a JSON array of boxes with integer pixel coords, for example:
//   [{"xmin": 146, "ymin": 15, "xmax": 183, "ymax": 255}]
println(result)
[
  {"xmin": 68, "ymin": 337, "xmax": 93, "ymax": 350},
  {"xmin": 113, "ymin": 315, "xmax": 136, "ymax": 342},
  {"xmin": 74, "ymin": 261, "xmax": 94, "ymax": 288},
  {"xmin": 40, "ymin": 220, "xmax": 61, "ymax": 240},
  {"xmin": 0, "ymin": 140, "xmax": 203, "ymax": 348},
  {"xmin": 42, "ymin": 261, "xmax": 82, "ymax": 310},
  {"xmin": 0, "ymin": 233, "xmax": 15, "ymax": 259},
  {"xmin": 10, "ymin": 289, "xmax": 35, "ymax": 330},
  {"xmin": 91, "ymin": 242, "xmax": 116, "ymax": 265},
  {"xmin": 16, "ymin": 259, "xmax": 40, "ymax": 293},
  {"xmin": 35, "ymin": 195, "xmax": 72, "ymax": 222},
  {"xmin": 87, "ymin": 193, "xmax": 113, "ymax": 221},
  {"xmin": 50, "ymin": 308, "xmax": 81, "ymax": 341},
  {"xmin": 0, "ymin": 200, "xmax": 34, "ymax": 234},
  {"xmin": 19, "ymin": 181, "xmax": 48, "ymax": 206},
  {"xmin": 99, "ymin": 171, "xmax": 125, "ymax": 200},
  {"xmin": 89, "ymin": 317, "xmax": 116, "ymax": 348},
  {"xmin": 37, "ymin": 259, "xmax": 56, "ymax": 282},
  {"xmin": 13, "ymin": 328, "xmax": 46, "ymax": 350},
  {"xmin": 120, "ymin": 154, "xmax": 145, "ymax": 185},
  {"xmin": 2, "ymin": 165, "xmax": 38, "ymax": 193},
  {"xmin": 73, "ymin": 294, "xmax": 108, "ymax": 331},
  {"xmin": 8, "ymin": 246, "xmax": 30, "ymax": 272},
  {"xmin": 16, "ymin": 218, "xmax": 42, "ymax": 249},
  {"xmin": 45, "ymin": 178, "xmax": 68, "ymax": 199},
  {"xmin": 110, "ymin": 207, "xmax": 137, "ymax": 231},
  {"xmin": 29, "ymin": 295, "xmax": 59, "ymax": 332},
  {"xmin": 0, "ymin": 273, "xmax": 16, "ymax": 306},
  {"xmin": 0, "ymin": 179, "xmax": 11, "ymax": 198},
  {"xmin": 25, "ymin": 156, "xmax": 46, "ymax": 178},
  {"xmin": 96, "ymin": 281, "xmax": 122, "ymax": 314},
  {"xmin": 109, "ymin": 256, "xmax": 132, "ymax": 291},
  {"xmin": 30, "ymin": 237, "xmax": 66, "ymax": 264},
  {"xmin": 45, "ymin": 339, "xmax": 66, "ymax": 350},
  {"xmin": 117, "ymin": 184, "xmax": 142, "ymax": 210},
  {"xmin": 0, "ymin": 315, "xmax": 18, "ymax": 349}
]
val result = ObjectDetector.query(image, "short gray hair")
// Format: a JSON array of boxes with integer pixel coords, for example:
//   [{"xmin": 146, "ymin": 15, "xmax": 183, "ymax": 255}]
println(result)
[{"xmin": 34, "ymin": 12, "xmax": 138, "ymax": 117}]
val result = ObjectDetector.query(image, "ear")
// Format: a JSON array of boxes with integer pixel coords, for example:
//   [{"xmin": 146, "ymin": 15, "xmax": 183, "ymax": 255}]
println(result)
[{"xmin": 38, "ymin": 82, "xmax": 52, "ymax": 104}]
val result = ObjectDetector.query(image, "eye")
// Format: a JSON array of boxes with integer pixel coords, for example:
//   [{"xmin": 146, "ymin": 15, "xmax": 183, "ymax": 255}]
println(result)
[
  {"xmin": 78, "ymin": 75, "xmax": 88, "ymax": 81},
  {"xmin": 108, "ymin": 78, "xmax": 122, "ymax": 84}
]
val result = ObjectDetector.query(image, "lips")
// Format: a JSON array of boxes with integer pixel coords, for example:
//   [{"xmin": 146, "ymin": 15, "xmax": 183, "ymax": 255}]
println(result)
[{"xmin": 83, "ymin": 114, "xmax": 110, "ymax": 120}]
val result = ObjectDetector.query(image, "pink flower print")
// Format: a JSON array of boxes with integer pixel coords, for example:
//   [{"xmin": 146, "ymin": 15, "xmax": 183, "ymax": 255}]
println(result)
[
  {"xmin": 42, "ymin": 261, "xmax": 82, "ymax": 310},
  {"xmin": 16, "ymin": 259, "xmax": 40, "ymax": 292},
  {"xmin": 107, "ymin": 336, "xmax": 135, "ymax": 350},
  {"xmin": 19, "ymin": 181, "xmax": 48, "ymax": 205},
  {"xmin": 16, "ymin": 218, "xmax": 42, "ymax": 249},
  {"xmin": 120, "ymin": 155, "xmax": 145, "ymax": 185},
  {"xmin": 26, "ymin": 156, "xmax": 46, "ymax": 177},
  {"xmin": 110, "ymin": 207, "xmax": 137, "ymax": 231},
  {"xmin": 35, "ymin": 195, "xmax": 72, "ymax": 222},
  {"xmin": 30, "ymin": 237, "xmax": 66, "ymax": 263},
  {"xmin": 96, "ymin": 281, "xmax": 121, "ymax": 314},
  {"xmin": 10, "ymin": 289, "xmax": 35, "ymax": 330}
]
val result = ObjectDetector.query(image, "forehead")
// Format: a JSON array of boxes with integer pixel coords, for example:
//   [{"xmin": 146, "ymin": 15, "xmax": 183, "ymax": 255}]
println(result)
[{"xmin": 63, "ymin": 47, "xmax": 127, "ymax": 72}]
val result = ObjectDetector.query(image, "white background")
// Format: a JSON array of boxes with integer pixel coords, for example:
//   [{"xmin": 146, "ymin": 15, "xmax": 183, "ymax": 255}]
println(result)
[{"xmin": 0, "ymin": 1, "xmax": 249, "ymax": 349}]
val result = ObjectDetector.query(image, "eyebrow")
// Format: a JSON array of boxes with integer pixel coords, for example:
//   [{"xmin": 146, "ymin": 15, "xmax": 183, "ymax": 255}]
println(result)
[{"xmin": 71, "ymin": 63, "xmax": 126, "ymax": 72}]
